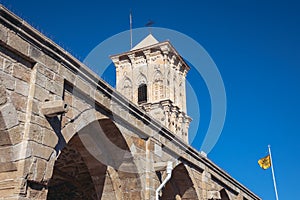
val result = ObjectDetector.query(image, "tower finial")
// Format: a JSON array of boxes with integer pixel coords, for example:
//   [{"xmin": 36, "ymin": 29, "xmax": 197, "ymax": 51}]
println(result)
[{"xmin": 145, "ymin": 19, "xmax": 154, "ymax": 34}]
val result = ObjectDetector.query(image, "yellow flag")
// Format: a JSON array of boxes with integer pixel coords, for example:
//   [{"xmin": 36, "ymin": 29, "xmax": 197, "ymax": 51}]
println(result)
[{"xmin": 258, "ymin": 155, "xmax": 271, "ymax": 170}]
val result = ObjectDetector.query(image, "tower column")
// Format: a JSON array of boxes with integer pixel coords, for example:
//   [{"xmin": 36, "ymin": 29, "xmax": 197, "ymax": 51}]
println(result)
[{"xmin": 161, "ymin": 100, "xmax": 171, "ymax": 127}]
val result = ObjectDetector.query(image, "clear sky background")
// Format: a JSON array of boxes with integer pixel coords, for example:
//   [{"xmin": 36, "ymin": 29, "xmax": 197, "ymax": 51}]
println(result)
[{"xmin": 1, "ymin": 0, "xmax": 299, "ymax": 199}]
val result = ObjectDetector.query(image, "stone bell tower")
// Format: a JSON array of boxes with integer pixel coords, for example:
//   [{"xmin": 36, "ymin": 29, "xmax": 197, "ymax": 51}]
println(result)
[{"xmin": 111, "ymin": 34, "xmax": 192, "ymax": 143}]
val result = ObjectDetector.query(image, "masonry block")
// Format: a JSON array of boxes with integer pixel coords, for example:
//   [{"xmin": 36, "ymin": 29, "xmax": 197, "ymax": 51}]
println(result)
[
  {"xmin": 0, "ymin": 24, "xmax": 8, "ymax": 43},
  {"xmin": 42, "ymin": 129, "xmax": 58, "ymax": 148},
  {"xmin": 0, "ymin": 71, "xmax": 15, "ymax": 91},
  {"xmin": 7, "ymin": 31, "xmax": 29, "ymax": 56},
  {"xmin": 12, "ymin": 64, "xmax": 31, "ymax": 83},
  {"xmin": 0, "ymin": 103, "xmax": 19, "ymax": 131}
]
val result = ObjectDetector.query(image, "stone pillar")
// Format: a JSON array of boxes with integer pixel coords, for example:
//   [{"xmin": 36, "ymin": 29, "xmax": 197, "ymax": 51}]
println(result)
[
  {"xmin": 177, "ymin": 113, "xmax": 183, "ymax": 138},
  {"xmin": 170, "ymin": 107, "xmax": 178, "ymax": 133},
  {"xmin": 184, "ymin": 116, "xmax": 192, "ymax": 143},
  {"xmin": 161, "ymin": 100, "xmax": 171, "ymax": 128}
]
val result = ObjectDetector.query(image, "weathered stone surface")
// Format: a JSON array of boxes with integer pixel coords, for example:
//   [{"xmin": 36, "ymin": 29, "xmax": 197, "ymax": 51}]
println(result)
[
  {"xmin": 0, "ymin": 79, "xmax": 7, "ymax": 105},
  {"xmin": 29, "ymin": 46, "xmax": 45, "ymax": 63},
  {"xmin": 0, "ymin": 24, "xmax": 8, "ymax": 43},
  {"xmin": 75, "ymin": 78, "xmax": 90, "ymax": 96},
  {"xmin": 31, "ymin": 99, "xmax": 40, "ymax": 115},
  {"xmin": 0, "ymin": 162, "xmax": 17, "ymax": 173},
  {"xmin": 0, "ymin": 179, "xmax": 17, "ymax": 195},
  {"xmin": 0, "ymin": 129, "xmax": 11, "ymax": 146},
  {"xmin": 64, "ymin": 107, "xmax": 79, "ymax": 120},
  {"xmin": 53, "ymin": 73, "xmax": 63, "ymax": 83},
  {"xmin": 11, "ymin": 92, "xmax": 27, "ymax": 112},
  {"xmin": 30, "ymin": 115, "xmax": 51, "ymax": 130},
  {"xmin": 0, "ymin": 56, "xmax": 3, "ymax": 70},
  {"xmin": 6, "ymin": 124, "xmax": 23, "ymax": 145},
  {"xmin": 45, "ymin": 80, "xmax": 63, "ymax": 95},
  {"xmin": 16, "ymin": 111, "xmax": 26, "ymax": 123},
  {"xmin": 3, "ymin": 60, "xmax": 13, "ymax": 75},
  {"xmin": 131, "ymin": 136, "xmax": 146, "ymax": 149},
  {"xmin": 16, "ymin": 158, "xmax": 34, "ymax": 178},
  {"xmin": 44, "ymin": 55, "xmax": 59, "ymax": 73},
  {"xmin": 34, "ymin": 85, "xmax": 49, "ymax": 101},
  {"xmin": 0, "ymin": 103, "xmax": 19, "ymax": 131},
  {"xmin": 7, "ymin": 31, "xmax": 29, "ymax": 56},
  {"xmin": 44, "ymin": 152, "xmax": 56, "ymax": 180},
  {"xmin": 72, "ymin": 97, "xmax": 91, "ymax": 112},
  {"xmin": 29, "ymin": 142, "xmax": 54, "ymax": 160},
  {"xmin": 40, "ymin": 100, "xmax": 67, "ymax": 117},
  {"xmin": 43, "ymin": 68, "xmax": 55, "ymax": 80},
  {"xmin": 64, "ymin": 92, "xmax": 73, "ymax": 105},
  {"xmin": 60, "ymin": 67, "xmax": 76, "ymax": 83},
  {"xmin": 42, "ymin": 129, "xmax": 58, "ymax": 148},
  {"xmin": 28, "ymin": 123, "xmax": 43, "ymax": 143},
  {"xmin": 12, "ymin": 64, "xmax": 31, "ymax": 83},
  {"xmin": 15, "ymin": 80, "xmax": 29, "ymax": 97},
  {"xmin": 0, "ymin": 145, "xmax": 14, "ymax": 163},
  {"xmin": 0, "ymin": 71, "xmax": 15, "ymax": 91},
  {"xmin": 35, "ymin": 72, "xmax": 47, "ymax": 88},
  {"xmin": 34, "ymin": 158, "xmax": 47, "ymax": 182}
]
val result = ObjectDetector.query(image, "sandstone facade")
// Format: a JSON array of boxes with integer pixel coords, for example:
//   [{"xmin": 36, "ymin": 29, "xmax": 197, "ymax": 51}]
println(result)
[
  {"xmin": 0, "ymin": 5, "xmax": 260, "ymax": 200},
  {"xmin": 111, "ymin": 34, "xmax": 191, "ymax": 143}
]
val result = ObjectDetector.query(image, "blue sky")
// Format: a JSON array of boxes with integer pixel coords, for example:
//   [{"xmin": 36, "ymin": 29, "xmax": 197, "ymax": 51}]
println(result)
[{"xmin": 2, "ymin": 0, "xmax": 299, "ymax": 199}]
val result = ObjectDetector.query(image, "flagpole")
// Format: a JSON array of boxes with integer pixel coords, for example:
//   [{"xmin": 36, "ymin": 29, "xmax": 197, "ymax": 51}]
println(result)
[
  {"xmin": 268, "ymin": 145, "xmax": 279, "ymax": 200},
  {"xmin": 129, "ymin": 10, "xmax": 133, "ymax": 49}
]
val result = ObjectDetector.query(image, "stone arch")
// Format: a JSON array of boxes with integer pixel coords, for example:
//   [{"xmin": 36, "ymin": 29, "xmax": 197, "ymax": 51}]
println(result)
[
  {"xmin": 123, "ymin": 77, "xmax": 132, "ymax": 87},
  {"xmin": 137, "ymin": 73, "xmax": 147, "ymax": 85},
  {"xmin": 161, "ymin": 163, "xmax": 200, "ymax": 200},
  {"xmin": 220, "ymin": 188, "xmax": 230, "ymax": 200},
  {"xmin": 47, "ymin": 134, "xmax": 100, "ymax": 199},
  {"xmin": 153, "ymin": 71, "xmax": 163, "ymax": 81},
  {"xmin": 48, "ymin": 112, "xmax": 142, "ymax": 199},
  {"xmin": 61, "ymin": 109, "xmax": 106, "ymax": 144}
]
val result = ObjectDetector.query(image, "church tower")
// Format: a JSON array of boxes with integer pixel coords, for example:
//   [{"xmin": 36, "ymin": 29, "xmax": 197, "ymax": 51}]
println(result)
[{"xmin": 111, "ymin": 34, "xmax": 192, "ymax": 143}]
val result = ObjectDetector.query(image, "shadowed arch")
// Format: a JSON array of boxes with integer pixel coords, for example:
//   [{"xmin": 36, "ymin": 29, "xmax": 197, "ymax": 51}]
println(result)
[
  {"xmin": 220, "ymin": 189, "xmax": 230, "ymax": 200},
  {"xmin": 161, "ymin": 163, "xmax": 200, "ymax": 200},
  {"xmin": 48, "ymin": 117, "xmax": 142, "ymax": 199}
]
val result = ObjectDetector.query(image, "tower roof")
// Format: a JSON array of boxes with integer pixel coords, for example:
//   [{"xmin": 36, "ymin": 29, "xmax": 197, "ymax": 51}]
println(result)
[{"xmin": 131, "ymin": 34, "xmax": 159, "ymax": 50}]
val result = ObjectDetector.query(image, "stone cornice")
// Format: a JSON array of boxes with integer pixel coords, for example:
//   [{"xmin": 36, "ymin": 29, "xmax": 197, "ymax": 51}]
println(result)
[{"xmin": 110, "ymin": 40, "xmax": 190, "ymax": 73}]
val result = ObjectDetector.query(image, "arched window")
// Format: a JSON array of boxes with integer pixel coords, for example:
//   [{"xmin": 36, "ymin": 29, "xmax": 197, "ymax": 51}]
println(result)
[{"xmin": 138, "ymin": 84, "xmax": 147, "ymax": 104}]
